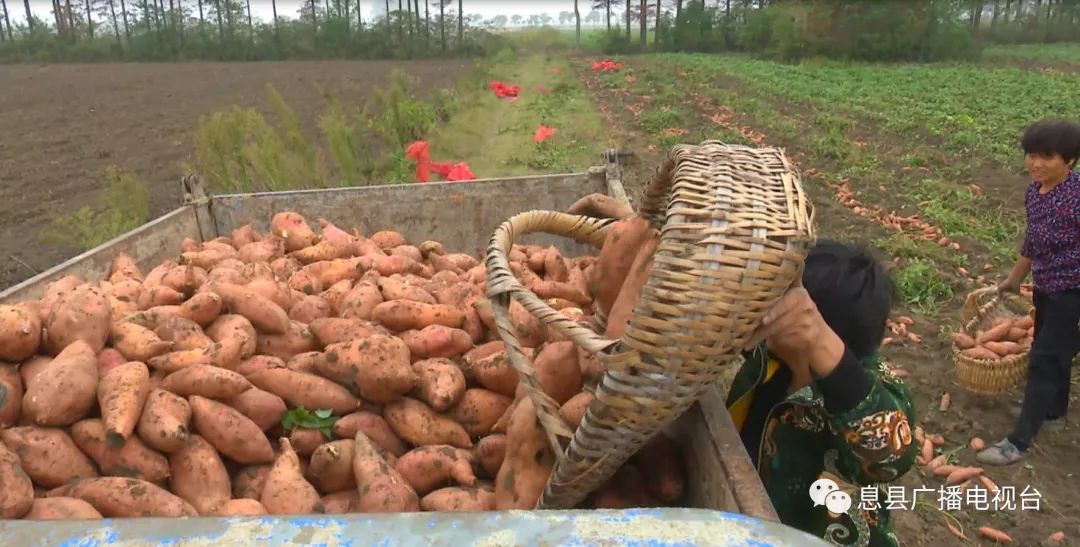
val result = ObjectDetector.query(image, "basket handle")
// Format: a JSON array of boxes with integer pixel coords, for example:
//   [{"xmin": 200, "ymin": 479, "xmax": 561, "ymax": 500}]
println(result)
[
  {"xmin": 485, "ymin": 210, "xmax": 621, "ymax": 455},
  {"xmin": 960, "ymin": 286, "xmax": 1000, "ymax": 326}
]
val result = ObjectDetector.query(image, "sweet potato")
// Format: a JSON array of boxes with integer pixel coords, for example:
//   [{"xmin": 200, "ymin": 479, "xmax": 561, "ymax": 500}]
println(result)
[
  {"xmin": 261, "ymin": 438, "xmax": 323, "ymax": 515},
  {"xmin": 147, "ymin": 347, "xmax": 216, "ymax": 373},
  {"xmin": 429, "ymin": 253, "xmax": 464, "ymax": 275},
  {"xmin": 472, "ymin": 435, "xmax": 507, "ymax": 478},
  {"xmin": 374, "ymin": 254, "xmax": 426, "ymax": 277},
  {"xmin": 160, "ymin": 365, "xmax": 252, "ymax": 400},
  {"xmin": 307, "ymin": 439, "xmax": 356, "ymax": 494},
  {"xmin": 605, "ymin": 229, "xmax": 659, "ymax": 339},
  {"xmin": 352, "ymin": 431, "xmax": 419, "ymax": 513},
  {"xmin": 325, "ymin": 335, "xmax": 416, "ymax": 405},
  {"xmin": 448, "ymin": 389, "xmax": 513, "ymax": 439},
  {"xmin": 38, "ymin": 275, "xmax": 83, "ymax": 321},
  {"xmin": 388, "ymin": 245, "xmax": 423, "ymax": 263},
  {"xmin": 169, "ymin": 435, "xmax": 230, "ymax": 515},
  {"xmin": 338, "ymin": 281, "xmax": 384, "ymax": 321},
  {"xmin": 245, "ymin": 278, "xmax": 295, "ymax": 312},
  {"xmin": 984, "ymin": 341, "xmax": 1023, "ymax": 356},
  {"xmin": 98, "ymin": 361, "xmax": 151, "ymax": 443},
  {"xmin": 110, "ymin": 321, "xmax": 173, "ymax": 362},
  {"xmin": 108, "ymin": 253, "xmax": 143, "ymax": 283},
  {"xmin": 320, "ymin": 490, "xmax": 359, "ymax": 514},
  {"xmin": 189, "ymin": 395, "xmax": 274, "ymax": 464},
  {"xmin": 460, "ymin": 345, "xmax": 523, "ymax": 397},
  {"xmin": 19, "ymin": 356, "xmax": 50, "ymax": 388},
  {"xmin": 1, "ymin": 427, "xmax": 98, "ymax": 488},
  {"xmin": 248, "ymin": 368, "xmax": 360, "ymax": 415},
  {"xmin": 380, "ymin": 275, "xmax": 436, "ymax": 304},
  {"xmin": 232, "ymin": 465, "xmax": 270, "ymax": 500},
  {"xmin": 208, "ymin": 266, "xmax": 247, "ymax": 286},
  {"xmin": 272, "ymin": 212, "xmax": 320, "ymax": 252},
  {"xmin": 239, "ymin": 238, "xmax": 285, "ymax": 264},
  {"xmin": 48, "ymin": 477, "xmax": 198, "ymax": 517},
  {"xmin": 213, "ymin": 498, "xmax": 269, "ymax": 516},
  {"xmin": 232, "ymin": 224, "xmax": 263, "ymax": 248},
  {"xmin": 23, "ymin": 340, "xmax": 99, "ymax": 426},
  {"xmin": 228, "ymin": 387, "xmax": 287, "ymax": 432},
  {"xmin": 71, "ymin": 418, "xmax": 170, "ymax": 483},
  {"xmin": 286, "ymin": 351, "xmax": 324, "ymax": 375},
  {"xmin": 418, "ymin": 240, "xmax": 445, "ymax": 257},
  {"xmin": 96, "ymin": 348, "xmax": 128, "ymax": 377},
  {"xmin": 371, "ymin": 231, "xmax": 407, "ymax": 250},
  {"xmin": 154, "ymin": 316, "xmax": 214, "ymax": 352},
  {"xmin": 976, "ymin": 321, "xmax": 1012, "ymax": 344},
  {"xmin": 0, "ymin": 441, "xmax": 33, "ymax": 518},
  {"xmin": 181, "ymin": 246, "xmax": 237, "ymax": 270},
  {"xmin": 495, "ymin": 397, "xmax": 555, "ymax": 510},
  {"xmin": 509, "ymin": 299, "xmax": 546, "ymax": 347},
  {"xmin": 411, "ymin": 358, "xmax": 467, "ymax": 412},
  {"xmin": 0, "ymin": 364, "xmax": 23, "ymax": 427},
  {"xmin": 135, "ymin": 390, "xmax": 191, "ymax": 454},
  {"xmin": 205, "ymin": 314, "xmax": 257, "ymax": 369},
  {"xmin": 962, "ymin": 346, "xmax": 1001, "ymax": 360},
  {"xmin": 236, "ymin": 355, "xmax": 286, "ymax": 377},
  {"xmin": 289, "ymin": 268, "xmax": 325, "ymax": 295},
  {"xmin": 291, "ymin": 240, "xmax": 342, "ymax": 264},
  {"xmin": 1015, "ymin": 315, "xmax": 1034, "ymax": 330},
  {"xmin": 160, "ymin": 265, "xmax": 200, "ymax": 296},
  {"xmin": 950, "ymin": 332, "xmax": 976, "ymax": 349},
  {"xmin": 288, "ymin": 428, "xmax": 327, "ymax": 458},
  {"xmin": 333, "ymin": 411, "xmax": 407, "ymax": 457},
  {"xmin": 45, "ymin": 284, "xmax": 111, "ymax": 354},
  {"xmin": 559, "ymin": 391, "xmax": 594, "ymax": 429},
  {"xmin": 210, "ymin": 282, "xmax": 290, "ymax": 335},
  {"xmin": 372, "ymin": 300, "xmax": 464, "ymax": 332},
  {"xmin": 178, "ymin": 291, "xmax": 224, "ymax": 327},
  {"xmin": 384, "ymin": 397, "xmax": 472, "ymax": 449},
  {"xmin": 309, "ymin": 318, "xmax": 386, "ymax": 348},
  {"xmin": 289, "ymin": 295, "xmax": 332, "ymax": 323},
  {"xmin": 23, "ymin": 497, "xmax": 103, "ymax": 520},
  {"xmin": 138, "ymin": 284, "xmax": 185, "ymax": 310},
  {"xmin": 255, "ymin": 321, "xmax": 318, "ymax": 361},
  {"xmin": 532, "ymin": 341, "xmax": 583, "ymax": 405},
  {"xmin": 401, "ymin": 325, "xmax": 474, "ymax": 360},
  {"xmin": 421, "ymin": 486, "xmax": 496, "ymax": 512},
  {"xmin": 0, "ymin": 305, "xmax": 41, "ymax": 362},
  {"xmin": 395, "ymin": 445, "xmax": 477, "ymax": 494},
  {"xmin": 590, "ymin": 217, "xmax": 653, "ymax": 316}
]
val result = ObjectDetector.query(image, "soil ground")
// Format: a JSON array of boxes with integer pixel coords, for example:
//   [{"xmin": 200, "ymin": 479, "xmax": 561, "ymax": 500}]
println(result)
[{"xmin": 0, "ymin": 59, "xmax": 472, "ymax": 290}]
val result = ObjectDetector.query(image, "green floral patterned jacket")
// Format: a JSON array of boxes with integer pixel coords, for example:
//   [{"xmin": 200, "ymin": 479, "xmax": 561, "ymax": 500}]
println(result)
[{"xmin": 725, "ymin": 345, "xmax": 919, "ymax": 547}]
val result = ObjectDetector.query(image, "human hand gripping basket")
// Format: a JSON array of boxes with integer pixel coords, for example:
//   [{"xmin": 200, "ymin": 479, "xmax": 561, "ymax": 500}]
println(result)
[
  {"xmin": 952, "ymin": 286, "xmax": 1034, "ymax": 395},
  {"xmin": 483, "ymin": 141, "xmax": 817, "ymax": 509}
]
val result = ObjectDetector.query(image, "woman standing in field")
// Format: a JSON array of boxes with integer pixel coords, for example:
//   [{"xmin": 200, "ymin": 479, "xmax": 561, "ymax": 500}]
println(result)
[{"xmin": 978, "ymin": 119, "xmax": 1080, "ymax": 466}]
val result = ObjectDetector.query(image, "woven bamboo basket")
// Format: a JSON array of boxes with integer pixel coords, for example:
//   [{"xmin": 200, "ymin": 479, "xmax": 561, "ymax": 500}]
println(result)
[
  {"xmin": 953, "ymin": 286, "xmax": 1034, "ymax": 395},
  {"xmin": 484, "ymin": 141, "xmax": 817, "ymax": 509}
]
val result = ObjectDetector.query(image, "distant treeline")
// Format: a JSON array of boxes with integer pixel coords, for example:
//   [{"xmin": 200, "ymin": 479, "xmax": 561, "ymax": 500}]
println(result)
[{"xmin": 2, "ymin": 0, "xmax": 1080, "ymax": 63}]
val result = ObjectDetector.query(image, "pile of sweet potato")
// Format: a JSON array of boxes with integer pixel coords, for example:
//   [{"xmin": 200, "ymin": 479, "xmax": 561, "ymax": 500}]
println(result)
[
  {"xmin": 951, "ymin": 314, "xmax": 1035, "ymax": 360},
  {"xmin": 0, "ymin": 211, "xmax": 684, "ymax": 520}
]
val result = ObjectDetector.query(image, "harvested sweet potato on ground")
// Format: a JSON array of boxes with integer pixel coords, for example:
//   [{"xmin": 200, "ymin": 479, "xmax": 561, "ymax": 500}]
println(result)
[
  {"xmin": 160, "ymin": 365, "xmax": 252, "ymax": 400},
  {"xmin": 98, "ymin": 361, "xmax": 151, "ymax": 443},
  {"xmin": 189, "ymin": 395, "xmax": 274, "ymax": 464},
  {"xmin": 0, "ymin": 305, "xmax": 41, "ymax": 362},
  {"xmin": 287, "ymin": 352, "xmax": 324, "ymax": 374},
  {"xmin": 138, "ymin": 285, "xmax": 185, "ymax": 310},
  {"xmin": 289, "ymin": 295, "xmax": 332, "ymax": 323},
  {"xmin": 560, "ymin": 391, "xmax": 594, "ymax": 429},
  {"xmin": 472, "ymin": 434, "xmax": 507, "ymax": 478},
  {"xmin": 147, "ymin": 347, "xmax": 216, "ymax": 373},
  {"xmin": 45, "ymin": 284, "xmax": 111, "ymax": 354},
  {"xmin": 236, "ymin": 355, "xmax": 287, "ymax": 377},
  {"xmin": 169, "ymin": 435, "xmax": 230, "ymax": 515},
  {"xmin": 137, "ymin": 389, "xmax": 191, "ymax": 454},
  {"xmin": 110, "ymin": 321, "xmax": 173, "ymax": 362},
  {"xmin": 38, "ymin": 275, "xmax": 83, "ymax": 321},
  {"xmin": 325, "ymin": 335, "xmax": 415, "ymax": 405},
  {"xmin": 262, "ymin": 438, "xmax": 323, "ymax": 515},
  {"xmin": 338, "ymin": 282, "xmax": 384, "ymax": 321},
  {"xmin": 49, "ymin": 477, "xmax": 198, "ymax": 517},
  {"xmin": 532, "ymin": 341, "xmax": 583, "ymax": 405},
  {"xmin": 239, "ymin": 238, "xmax": 285, "ymax": 264},
  {"xmin": 333, "ymin": 411, "xmax": 407, "ymax": 458},
  {"xmin": 23, "ymin": 340, "xmax": 99, "ymax": 426},
  {"xmin": 256, "ymin": 320, "xmax": 319, "ymax": 361},
  {"xmin": 401, "ymin": 325, "xmax": 473, "ymax": 360},
  {"xmin": 373, "ymin": 300, "xmax": 465, "ymax": 332},
  {"xmin": 309, "ymin": 317, "xmax": 386, "ymax": 347},
  {"xmin": 288, "ymin": 428, "xmax": 327, "ymax": 458},
  {"xmin": 71, "ymin": 418, "xmax": 170, "ymax": 483},
  {"xmin": 384, "ymin": 397, "xmax": 473, "ymax": 449},
  {"xmin": 210, "ymin": 282, "xmax": 290, "ymax": 335},
  {"xmin": 460, "ymin": 345, "xmax": 523, "ymax": 397},
  {"xmin": 248, "ymin": 368, "xmax": 360, "ymax": 415},
  {"xmin": 371, "ymin": 230, "xmax": 407, "ymax": 250},
  {"xmin": 380, "ymin": 275, "xmax": 436, "ymax": 304},
  {"xmin": 0, "ymin": 441, "xmax": 33, "ymax": 518},
  {"xmin": 495, "ymin": 398, "xmax": 555, "ymax": 510},
  {"xmin": 1, "ymin": 427, "xmax": 98, "ymax": 488},
  {"xmin": 448, "ymin": 389, "xmax": 513, "ymax": 439},
  {"xmin": 205, "ymin": 314, "xmax": 257, "ymax": 369},
  {"xmin": 24, "ymin": 497, "xmax": 103, "ymax": 520},
  {"xmin": 320, "ymin": 490, "xmax": 359, "ymax": 514},
  {"xmin": 291, "ymin": 240, "xmax": 342, "ymax": 264},
  {"xmin": 308, "ymin": 439, "xmax": 356, "ymax": 494},
  {"xmin": 213, "ymin": 498, "xmax": 269, "ymax": 516},
  {"xmin": 395, "ymin": 445, "xmax": 477, "ymax": 495},
  {"xmin": 0, "ymin": 364, "xmax": 23, "ymax": 427},
  {"xmin": 245, "ymin": 278, "xmax": 294, "ymax": 312},
  {"xmin": 228, "ymin": 388, "xmax": 287, "ymax": 432},
  {"xmin": 411, "ymin": 358, "xmax": 467, "ymax": 412},
  {"xmin": 353, "ymin": 431, "xmax": 419, "ymax": 512}
]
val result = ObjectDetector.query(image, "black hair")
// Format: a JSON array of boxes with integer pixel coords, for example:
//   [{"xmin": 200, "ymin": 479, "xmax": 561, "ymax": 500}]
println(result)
[
  {"xmin": 1020, "ymin": 119, "xmax": 1080, "ymax": 168},
  {"xmin": 801, "ymin": 239, "xmax": 894, "ymax": 360}
]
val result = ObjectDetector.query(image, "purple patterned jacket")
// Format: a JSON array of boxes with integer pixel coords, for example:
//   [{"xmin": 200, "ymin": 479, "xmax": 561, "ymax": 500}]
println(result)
[{"xmin": 1021, "ymin": 170, "xmax": 1080, "ymax": 293}]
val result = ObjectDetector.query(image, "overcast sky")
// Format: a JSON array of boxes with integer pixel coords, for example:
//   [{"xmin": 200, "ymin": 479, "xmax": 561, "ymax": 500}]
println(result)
[{"xmin": 6, "ymin": 0, "xmax": 604, "ymax": 25}]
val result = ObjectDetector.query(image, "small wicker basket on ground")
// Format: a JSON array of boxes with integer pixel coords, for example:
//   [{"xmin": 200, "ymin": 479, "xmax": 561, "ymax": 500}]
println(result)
[
  {"xmin": 484, "ymin": 141, "xmax": 816, "ymax": 509},
  {"xmin": 953, "ymin": 286, "xmax": 1034, "ymax": 395}
]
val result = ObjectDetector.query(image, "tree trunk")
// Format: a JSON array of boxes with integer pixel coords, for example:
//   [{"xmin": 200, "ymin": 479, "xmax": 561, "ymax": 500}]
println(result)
[
  {"xmin": 439, "ymin": 0, "xmax": 444, "ymax": 50},
  {"xmin": 397, "ymin": 0, "xmax": 402, "ymax": 39},
  {"xmin": 424, "ymin": 0, "xmax": 429, "ymax": 45},
  {"xmin": 245, "ymin": 0, "xmax": 251, "ymax": 35},
  {"xmin": 574, "ymin": 0, "xmax": 580, "ymax": 47},
  {"xmin": 991, "ymin": 0, "xmax": 1000, "ymax": 26},
  {"xmin": 86, "ymin": 0, "xmax": 95, "ymax": 38},
  {"xmin": 67, "ymin": 0, "xmax": 77, "ymax": 38},
  {"xmin": 605, "ymin": 0, "xmax": 610, "ymax": 30},
  {"xmin": 457, "ymin": 0, "xmax": 462, "ymax": 45},
  {"xmin": 384, "ymin": 0, "xmax": 388, "ymax": 24},
  {"xmin": 638, "ymin": 0, "xmax": 646, "ymax": 46},
  {"xmin": 109, "ymin": 0, "xmax": 120, "ymax": 42},
  {"xmin": 343, "ymin": 0, "xmax": 349, "ymax": 32},
  {"xmin": 625, "ymin": 0, "xmax": 630, "ymax": 41},
  {"xmin": 118, "ymin": 0, "xmax": 128, "ymax": 39},
  {"xmin": 312, "ymin": 0, "xmax": 319, "ymax": 34},
  {"xmin": 405, "ymin": 0, "xmax": 412, "ymax": 35},
  {"xmin": 270, "ymin": 0, "xmax": 277, "ymax": 32},
  {"xmin": 725, "ymin": 0, "xmax": 730, "ymax": 17},
  {"xmin": 654, "ymin": 0, "xmax": 660, "ymax": 45},
  {"xmin": 356, "ymin": 0, "xmax": 362, "ymax": 28},
  {"xmin": 21, "ymin": 0, "xmax": 30, "ymax": 30},
  {"xmin": 413, "ymin": 0, "xmax": 419, "ymax": 35},
  {"xmin": 2, "ymin": 0, "xmax": 12, "ymax": 40},
  {"xmin": 213, "ymin": 0, "xmax": 223, "ymax": 41}
]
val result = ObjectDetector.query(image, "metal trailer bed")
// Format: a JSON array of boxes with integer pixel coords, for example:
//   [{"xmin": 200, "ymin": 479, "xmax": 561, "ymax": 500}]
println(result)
[{"xmin": 0, "ymin": 159, "xmax": 828, "ymax": 546}]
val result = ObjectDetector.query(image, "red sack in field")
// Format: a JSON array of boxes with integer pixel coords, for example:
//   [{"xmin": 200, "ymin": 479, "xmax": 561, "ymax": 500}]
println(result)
[
  {"xmin": 405, "ymin": 141, "xmax": 475, "ymax": 183},
  {"xmin": 591, "ymin": 60, "xmax": 621, "ymax": 72},
  {"xmin": 405, "ymin": 141, "xmax": 433, "ymax": 182},
  {"xmin": 430, "ymin": 161, "xmax": 454, "ymax": 178},
  {"xmin": 446, "ymin": 163, "xmax": 476, "ymax": 181},
  {"xmin": 534, "ymin": 125, "xmax": 557, "ymax": 144},
  {"xmin": 489, "ymin": 81, "xmax": 521, "ymax": 99}
]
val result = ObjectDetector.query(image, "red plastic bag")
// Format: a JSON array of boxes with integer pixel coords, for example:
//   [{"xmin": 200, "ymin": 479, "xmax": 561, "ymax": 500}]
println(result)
[
  {"xmin": 489, "ymin": 81, "xmax": 521, "ymax": 99},
  {"xmin": 534, "ymin": 125, "xmax": 557, "ymax": 144},
  {"xmin": 447, "ymin": 163, "xmax": 476, "ymax": 181},
  {"xmin": 591, "ymin": 60, "xmax": 621, "ymax": 72},
  {"xmin": 405, "ymin": 141, "xmax": 432, "ymax": 182},
  {"xmin": 404, "ymin": 141, "xmax": 475, "ymax": 183}
]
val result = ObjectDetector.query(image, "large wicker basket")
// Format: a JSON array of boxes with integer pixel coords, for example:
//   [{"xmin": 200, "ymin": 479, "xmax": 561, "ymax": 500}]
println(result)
[
  {"xmin": 953, "ymin": 286, "xmax": 1034, "ymax": 395},
  {"xmin": 484, "ymin": 141, "xmax": 817, "ymax": 509}
]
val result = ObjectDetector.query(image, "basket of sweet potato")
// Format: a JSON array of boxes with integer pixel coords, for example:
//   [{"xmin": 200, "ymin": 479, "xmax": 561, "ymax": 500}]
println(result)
[
  {"xmin": 0, "ymin": 211, "xmax": 688, "ymax": 521},
  {"xmin": 484, "ymin": 141, "xmax": 817, "ymax": 509},
  {"xmin": 951, "ymin": 286, "xmax": 1035, "ymax": 395}
]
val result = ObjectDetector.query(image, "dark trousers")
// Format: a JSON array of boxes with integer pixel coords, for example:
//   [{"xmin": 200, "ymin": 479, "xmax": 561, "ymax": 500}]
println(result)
[{"xmin": 1008, "ymin": 288, "xmax": 1080, "ymax": 451}]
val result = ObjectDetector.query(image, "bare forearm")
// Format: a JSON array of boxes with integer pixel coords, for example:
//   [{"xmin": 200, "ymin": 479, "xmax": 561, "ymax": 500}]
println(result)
[{"xmin": 1007, "ymin": 256, "xmax": 1032, "ymax": 284}]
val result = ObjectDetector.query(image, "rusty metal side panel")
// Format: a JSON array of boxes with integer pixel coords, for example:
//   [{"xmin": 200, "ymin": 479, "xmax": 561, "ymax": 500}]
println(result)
[
  {"xmin": 0, "ymin": 207, "xmax": 201, "ymax": 304},
  {"xmin": 208, "ymin": 174, "xmax": 606, "ymax": 258},
  {"xmin": 0, "ymin": 509, "xmax": 831, "ymax": 546}
]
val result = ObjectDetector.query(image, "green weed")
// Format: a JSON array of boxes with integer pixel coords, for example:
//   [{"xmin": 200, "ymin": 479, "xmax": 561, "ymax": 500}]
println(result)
[
  {"xmin": 43, "ymin": 167, "xmax": 150, "ymax": 251},
  {"xmin": 893, "ymin": 258, "xmax": 955, "ymax": 312}
]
